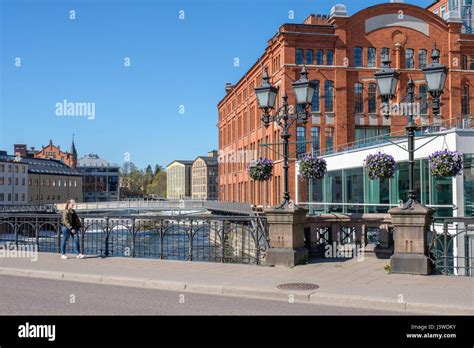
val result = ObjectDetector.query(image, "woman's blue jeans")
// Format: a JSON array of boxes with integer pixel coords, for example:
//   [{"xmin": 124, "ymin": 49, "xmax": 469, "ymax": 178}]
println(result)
[{"xmin": 61, "ymin": 226, "xmax": 81, "ymax": 255}]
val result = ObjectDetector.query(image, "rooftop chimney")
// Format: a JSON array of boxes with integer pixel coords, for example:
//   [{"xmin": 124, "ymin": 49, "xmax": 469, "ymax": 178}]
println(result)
[
  {"xmin": 330, "ymin": 4, "xmax": 348, "ymax": 18},
  {"xmin": 225, "ymin": 82, "xmax": 233, "ymax": 93}
]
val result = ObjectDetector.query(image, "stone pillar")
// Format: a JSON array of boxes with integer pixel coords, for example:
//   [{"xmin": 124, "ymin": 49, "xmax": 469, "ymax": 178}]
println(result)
[
  {"xmin": 389, "ymin": 203, "xmax": 433, "ymax": 275},
  {"xmin": 264, "ymin": 207, "xmax": 308, "ymax": 267}
]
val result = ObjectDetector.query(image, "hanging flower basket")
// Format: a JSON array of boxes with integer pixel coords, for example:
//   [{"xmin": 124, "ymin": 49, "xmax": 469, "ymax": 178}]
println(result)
[
  {"xmin": 298, "ymin": 155, "xmax": 327, "ymax": 179},
  {"xmin": 247, "ymin": 157, "xmax": 273, "ymax": 181},
  {"xmin": 428, "ymin": 150, "xmax": 464, "ymax": 177},
  {"xmin": 364, "ymin": 152, "xmax": 396, "ymax": 180}
]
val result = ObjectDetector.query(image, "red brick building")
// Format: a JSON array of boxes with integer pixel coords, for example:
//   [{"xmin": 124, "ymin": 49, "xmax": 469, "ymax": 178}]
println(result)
[
  {"xmin": 217, "ymin": 1, "xmax": 473, "ymax": 207},
  {"xmin": 15, "ymin": 138, "xmax": 78, "ymax": 169}
]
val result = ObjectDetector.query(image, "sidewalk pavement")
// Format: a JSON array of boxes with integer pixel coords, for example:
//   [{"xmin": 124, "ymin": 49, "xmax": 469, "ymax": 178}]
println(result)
[{"xmin": 0, "ymin": 252, "xmax": 473, "ymax": 315}]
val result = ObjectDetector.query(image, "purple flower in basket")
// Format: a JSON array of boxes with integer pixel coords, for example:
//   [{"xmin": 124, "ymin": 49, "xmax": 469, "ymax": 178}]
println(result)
[
  {"xmin": 428, "ymin": 150, "xmax": 463, "ymax": 177},
  {"xmin": 364, "ymin": 152, "xmax": 396, "ymax": 180},
  {"xmin": 247, "ymin": 157, "xmax": 273, "ymax": 181},
  {"xmin": 298, "ymin": 155, "xmax": 327, "ymax": 179}
]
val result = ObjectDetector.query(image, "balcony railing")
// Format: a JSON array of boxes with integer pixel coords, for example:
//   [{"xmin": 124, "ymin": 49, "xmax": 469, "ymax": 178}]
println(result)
[{"xmin": 297, "ymin": 116, "xmax": 474, "ymax": 159}]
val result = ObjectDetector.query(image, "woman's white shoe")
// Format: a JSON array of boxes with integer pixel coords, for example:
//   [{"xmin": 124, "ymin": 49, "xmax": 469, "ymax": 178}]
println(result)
[
  {"xmin": 77, "ymin": 254, "xmax": 84, "ymax": 259},
  {"xmin": 61, "ymin": 255, "xmax": 68, "ymax": 260}
]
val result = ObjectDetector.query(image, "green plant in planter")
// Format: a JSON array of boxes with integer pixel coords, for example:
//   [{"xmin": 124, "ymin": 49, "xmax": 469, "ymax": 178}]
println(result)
[
  {"xmin": 364, "ymin": 152, "xmax": 396, "ymax": 180},
  {"xmin": 247, "ymin": 157, "xmax": 273, "ymax": 181},
  {"xmin": 428, "ymin": 150, "xmax": 464, "ymax": 177},
  {"xmin": 298, "ymin": 154, "xmax": 327, "ymax": 179}
]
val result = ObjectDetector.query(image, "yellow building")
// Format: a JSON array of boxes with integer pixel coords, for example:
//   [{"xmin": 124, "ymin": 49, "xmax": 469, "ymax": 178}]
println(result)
[
  {"xmin": 166, "ymin": 160, "xmax": 193, "ymax": 199},
  {"xmin": 192, "ymin": 151, "xmax": 219, "ymax": 200}
]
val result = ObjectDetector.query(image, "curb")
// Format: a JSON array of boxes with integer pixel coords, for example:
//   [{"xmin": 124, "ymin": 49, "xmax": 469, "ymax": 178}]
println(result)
[{"xmin": 1, "ymin": 267, "xmax": 473, "ymax": 315}]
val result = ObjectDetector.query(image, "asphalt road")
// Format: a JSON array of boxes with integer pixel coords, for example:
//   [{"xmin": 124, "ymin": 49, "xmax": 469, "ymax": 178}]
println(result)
[{"xmin": 0, "ymin": 275, "xmax": 403, "ymax": 315}]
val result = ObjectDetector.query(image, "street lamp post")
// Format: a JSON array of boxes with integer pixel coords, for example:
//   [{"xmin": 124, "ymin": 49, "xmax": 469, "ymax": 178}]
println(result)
[
  {"xmin": 254, "ymin": 67, "xmax": 314, "ymax": 208},
  {"xmin": 374, "ymin": 45, "xmax": 447, "ymax": 209}
]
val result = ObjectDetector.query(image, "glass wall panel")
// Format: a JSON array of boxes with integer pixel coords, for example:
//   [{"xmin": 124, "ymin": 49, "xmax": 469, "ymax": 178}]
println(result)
[
  {"xmin": 345, "ymin": 168, "xmax": 364, "ymax": 213},
  {"xmin": 365, "ymin": 175, "xmax": 390, "ymax": 213},
  {"xmin": 420, "ymin": 159, "xmax": 430, "ymax": 205},
  {"xmin": 309, "ymin": 178, "xmax": 324, "ymax": 214},
  {"xmin": 430, "ymin": 175, "xmax": 453, "ymax": 217},
  {"xmin": 392, "ymin": 161, "xmax": 421, "ymax": 204},
  {"xmin": 325, "ymin": 170, "xmax": 343, "ymax": 212},
  {"xmin": 464, "ymin": 154, "xmax": 474, "ymax": 216}
]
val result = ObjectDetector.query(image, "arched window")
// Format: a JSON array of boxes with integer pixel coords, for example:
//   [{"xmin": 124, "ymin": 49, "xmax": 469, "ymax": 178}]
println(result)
[
  {"xmin": 354, "ymin": 83, "xmax": 364, "ymax": 113},
  {"xmin": 326, "ymin": 51, "xmax": 334, "ymax": 65},
  {"xmin": 419, "ymin": 84, "xmax": 428, "ymax": 115},
  {"xmin": 368, "ymin": 48, "xmax": 376, "ymax": 67},
  {"xmin": 462, "ymin": 85, "xmax": 470, "ymax": 115},
  {"xmin": 368, "ymin": 83, "xmax": 377, "ymax": 113},
  {"xmin": 311, "ymin": 80, "xmax": 320, "ymax": 112},
  {"xmin": 354, "ymin": 47, "xmax": 363, "ymax": 67},
  {"xmin": 325, "ymin": 81, "xmax": 334, "ymax": 112},
  {"xmin": 306, "ymin": 49, "xmax": 314, "ymax": 65},
  {"xmin": 381, "ymin": 47, "xmax": 390, "ymax": 64},
  {"xmin": 462, "ymin": 55, "xmax": 468, "ymax": 70},
  {"xmin": 418, "ymin": 49, "xmax": 427, "ymax": 69},
  {"xmin": 316, "ymin": 50, "xmax": 324, "ymax": 65},
  {"xmin": 295, "ymin": 49, "xmax": 304, "ymax": 65},
  {"xmin": 406, "ymin": 49, "xmax": 415, "ymax": 69}
]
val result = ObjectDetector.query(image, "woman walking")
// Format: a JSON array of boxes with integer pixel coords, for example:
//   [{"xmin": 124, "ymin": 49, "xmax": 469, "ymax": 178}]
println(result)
[{"xmin": 61, "ymin": 199, "xmax": 84, "ymax": 259}]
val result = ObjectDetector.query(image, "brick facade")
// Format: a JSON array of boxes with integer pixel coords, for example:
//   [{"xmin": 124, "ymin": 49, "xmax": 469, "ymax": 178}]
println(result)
[
  {"xmin": 25, "ymin": 139, "xmax": 77, "ymax": 168},
  {"xmin": 217, "ymin": 2, "xmax": 474, "ymax": 207}
]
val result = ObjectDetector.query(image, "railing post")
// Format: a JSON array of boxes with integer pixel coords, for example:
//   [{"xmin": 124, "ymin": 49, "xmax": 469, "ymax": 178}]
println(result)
[
  {"xmin": 160, "ymin": 220, "xmax": 164, "ymax": 260},
  {"xmin": 443, "ymin": 221, "xmax": 448, "ymax": 275},
  {"xmin": 221, "ymin": 221, "xmax": 228, "ymax": 263},
  {"xmin": 14, "ymin": 216, "xmax": 18, "ymax": 249},
  {"xmin": 104, "ymin": 217, "xmax": 110, "ymax": 257},
  {"xmin": 131, "ymin": 218, "xmax": 136, "ymax": 258},
  {"xmin": 255, "ymin": 220, "xmax": 260, "ymax": 265},
  {"xmin": 35, "ymin": 217, "xmax": 39, "ymax": 250},
  {"xmin": 188, "ymin": 220, "xmax": 193, "ymax": 261}
]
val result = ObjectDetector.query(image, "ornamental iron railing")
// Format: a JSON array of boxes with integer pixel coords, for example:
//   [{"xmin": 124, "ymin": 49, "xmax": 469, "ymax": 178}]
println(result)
[
  {"xmin": 429, "ymin": 217, "xmax": 474, "ymax": 277},
  {"xmin": 0, "ymin": 213, "xmax": 269, "ymax": 265}
]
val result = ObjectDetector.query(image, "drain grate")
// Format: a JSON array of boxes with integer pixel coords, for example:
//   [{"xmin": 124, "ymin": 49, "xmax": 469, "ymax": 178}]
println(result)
[{"xmin": 277, "ymin": 283, "xmax": 319, "ymax": 291}]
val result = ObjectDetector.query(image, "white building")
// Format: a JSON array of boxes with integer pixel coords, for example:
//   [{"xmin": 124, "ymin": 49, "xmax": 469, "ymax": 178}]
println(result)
[
  {"xmin": 0, "ymin": 151, "xmax": 28, "ymax": 205},
  {"xmin": 295, "ymin": 124, "xmax": 473, "ymax": 275}
]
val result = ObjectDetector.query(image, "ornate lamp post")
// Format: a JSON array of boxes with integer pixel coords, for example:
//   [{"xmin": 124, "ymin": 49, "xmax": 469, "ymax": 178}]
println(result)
[
  {"xmin": 254, "ymin": 67, "xmax": 314, "ymax": 208},
  {"xmin": 374, "ymin": 45, "xmax": 447, "ymax": 209},
  {"xmin": 422, "ymin": 45, "xmax": 448, "ymax": 115},
  {"xmin": 374, "ymin": 57, "xmax": 399, "ymax": 118}
]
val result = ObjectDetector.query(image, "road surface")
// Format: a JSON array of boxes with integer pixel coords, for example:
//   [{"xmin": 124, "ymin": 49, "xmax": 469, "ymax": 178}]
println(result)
[{"xmin": 0, "ymin": 275, "xmax": 404, "ymax": 315}]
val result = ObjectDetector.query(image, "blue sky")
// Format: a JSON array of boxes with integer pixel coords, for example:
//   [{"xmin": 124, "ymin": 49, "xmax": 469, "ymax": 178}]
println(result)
[{"xmin": 0, "ymin": 0, "xmax": 433, "ymax": 169}]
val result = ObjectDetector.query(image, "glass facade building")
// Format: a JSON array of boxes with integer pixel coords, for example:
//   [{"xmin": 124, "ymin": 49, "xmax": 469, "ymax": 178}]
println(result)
[
  {"xmin": 307, "ymin": 159, "xmax": 459, "ymax": 217},
  {"xmin": 296, "ymin": 129, "xmax": 474, "ymax": 218}
]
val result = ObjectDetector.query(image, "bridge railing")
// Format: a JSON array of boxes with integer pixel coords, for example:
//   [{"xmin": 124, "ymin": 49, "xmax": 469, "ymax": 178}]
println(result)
[
  {"xmin": 0, "ymin": 213, "xmax": 270, "ymax": 265},
  {"xmin": 429, "ymin": 217, "xmax": 474, "ymax": 277},
  {"xmin": 305, "ymin": 213, "xmax": 393, "ymax": 259}
]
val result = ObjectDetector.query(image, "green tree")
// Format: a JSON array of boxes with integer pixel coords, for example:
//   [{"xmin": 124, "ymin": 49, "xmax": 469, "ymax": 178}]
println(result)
[
  {"xmin": 154, "ymin": 164, "xmax": 162, "ymax": 176},
  {"xmin": 146, "ymin": 171, "xmax": 167, "ymax": 198}
]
